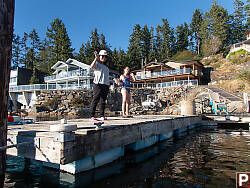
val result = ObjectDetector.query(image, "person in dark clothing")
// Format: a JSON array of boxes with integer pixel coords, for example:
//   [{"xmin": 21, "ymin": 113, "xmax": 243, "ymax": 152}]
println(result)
[{"xmin": 89, "ymin": 50, "xmax": 110, "ymax": 121}]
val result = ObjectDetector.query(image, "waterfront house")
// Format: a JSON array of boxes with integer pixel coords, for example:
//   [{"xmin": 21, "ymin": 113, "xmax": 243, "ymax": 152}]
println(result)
[
  {"xmin": 132, "ymin": 59, "xmax": 203, "ymax": 88},
  {"xmin": 9, "ymin": 59, "xmax": 118, "ymax": 110},
  {"xmin": 44, "ymin": 58, "xmax": 94, "ymax": 90},
  {"xmin": 10, "ymin": 67, "xmax": 47, "ymax": 87},
  {"xmin": 44, "ymin": 58, "xmax": 119, "ymax": 90},
  {"xmin": 9, "ymin": 67, "xmax": 48, "ymax": 111},
  {"xmin": 229, "ymin": 29, "xmax": 250, "ymax": 53}
]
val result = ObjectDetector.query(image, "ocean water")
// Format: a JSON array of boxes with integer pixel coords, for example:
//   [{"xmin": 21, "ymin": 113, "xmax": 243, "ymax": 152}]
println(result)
[{"xmin": 4, "ymin": 126, "xmax": 250, "ymax": 188}]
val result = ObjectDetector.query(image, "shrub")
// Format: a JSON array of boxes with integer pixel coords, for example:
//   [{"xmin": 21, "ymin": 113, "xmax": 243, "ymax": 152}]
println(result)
[
  {"xmin": 70, "ymin": 97, "xmax": 84, "ymax": 107},
  {"xmin": 201, "ymin": 37, "xmax": 222, "ymax": 56},
  {"xmin": 236, "ymin": 70, "xmax": 250, "ymax": 82},
  {"xmin": 228, "ymin": 49, "xmax": 247, "ymax": 59},
  {"xmin": 213, "ymin": 63, "xmax": 221, "ymax": 69},
  {"xmin": 212, "ymin": 58, "xmax": 219, "ymax": 62},
  {"xmin": 44, "ymin": 97, "xmax": 59, "ymax": 110},
  {"xmin": 172, "ymin": 50, "xmax": 199, "ymax": 61}
]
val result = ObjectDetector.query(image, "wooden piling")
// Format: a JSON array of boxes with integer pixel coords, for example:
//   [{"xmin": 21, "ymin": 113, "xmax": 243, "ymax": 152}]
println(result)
[{"xmin": 0, "ymin": 0, "xmax": 15, "ymax": 187}]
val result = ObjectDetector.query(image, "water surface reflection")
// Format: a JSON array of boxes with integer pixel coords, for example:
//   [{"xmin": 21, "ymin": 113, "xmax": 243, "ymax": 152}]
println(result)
[{"xmin": 4, "ymin": 127, "xmax": 250, "ymax": 188}]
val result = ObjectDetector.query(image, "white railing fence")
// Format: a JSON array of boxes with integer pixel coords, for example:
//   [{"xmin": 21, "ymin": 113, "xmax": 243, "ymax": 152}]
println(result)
[
  {"xmin": 9, "ymin": 79, "xmax": 198, "ymax": 92},
  {"xmin": 9, "ymin": 84, "xmax": 93, "ymax": 92},
  {"xmin": 135, "ymin": 68, "xmax": 192, "ymax": 80},
  {"xmin": 132, "ymin": 80, "xmax": 198, "ymax": 89},
  {"xmin": 44, "ymin": 70, "xmax": 93, "ymax": 82}
]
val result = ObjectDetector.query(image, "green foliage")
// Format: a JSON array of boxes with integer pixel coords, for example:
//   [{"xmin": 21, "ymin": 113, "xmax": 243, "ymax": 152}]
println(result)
[
  {"xmin": 127, "ymin": 24, "xmax": 143, "ymax": 70},
  {"xmin": 12, "ymin": 34, "xmax": 23, "ymax": 69},
  {"xmin": 190, "ymin": 9, "xmax": 203, "ymax": 55},
  {"xmin": 212, "ymin": 57, "xmax": 219, "ymax": 62},
  {"xmin": 230, "ymin": 0, "xmax": 247, "ymax": 44},
  {"xmin": 29, "ymin": 68, "xmax": 39, "ymax": 84},
  {"xmin": 111, "ymin": 48, "xmax": 129, "ymax": 73},
  {"xmin": 202, "ymin": 36, "xmax": 222, "ymax": 56},
  {"xmin": 175, "ymin": 22, "xmax": 190, "ymax": 52},
  {"xmin": 228, "ymin": 49, "xmax": 248, "ymax": 59},
  {"xmin": 171, "ymin": 50, "xmax": 197, "ymax": 61},
  {"xmin": 158, "ymin": 19, "xmax": 176, "ymax": 60},
  {"xmin": 200, "ymin": 1, "xmax": 230, "ymax": 53},
  {"xmin": 213, "ymin": 63, "xmax": 221, "ymax": 69},
  {"xmin": 36, "ymin": 39, "xmax": 54, "ymax": 74},
  {"xmin": 245, "ymin": 0, "xmax": 250, "ymax": 26},
  {"xmin": 46, "ymin": 18, "xmax": 74, "ymax": 66},
  {"xmin": 236, "ymin": 70, "xmax": 250, "ymax": 81},
  {"xmin": 228, "ymin": 49, "xmax": 248, "ymax": 64},
  {"xmin": 44, "ymin": 97, "xmax": 59, "ymax": 110},
  {"xmin": 203, "ymin": 60, "xmax": 212, "ymax": 66},
  {"xmin": 12, "ymin": 0, "xmax": 249, "ymax": 75},
  {"xmin": 70, "ymin": 97, "xmax": 84, "ymax": 107},
  {"xmin": 75, "ymin": 28, "xmax": 112, "ymax": 66}
]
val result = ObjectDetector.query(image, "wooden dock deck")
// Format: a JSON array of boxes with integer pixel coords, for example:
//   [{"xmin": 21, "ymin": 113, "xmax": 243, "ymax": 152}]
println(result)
[{"xmin": 6, "ymin": 115, "xmax": 202, "ymax": 174}]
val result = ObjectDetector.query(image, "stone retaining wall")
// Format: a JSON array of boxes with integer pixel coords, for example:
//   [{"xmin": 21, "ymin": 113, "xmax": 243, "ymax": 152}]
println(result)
[{"xmin": 30, "ymin": 86, "xmax": 245, "ymax": 120}]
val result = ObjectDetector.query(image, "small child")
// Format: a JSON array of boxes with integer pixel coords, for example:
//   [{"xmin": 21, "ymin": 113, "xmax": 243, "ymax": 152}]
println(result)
[{"xmin": 114, "ymin": 66, "xmax": 136, "ymax": 117}]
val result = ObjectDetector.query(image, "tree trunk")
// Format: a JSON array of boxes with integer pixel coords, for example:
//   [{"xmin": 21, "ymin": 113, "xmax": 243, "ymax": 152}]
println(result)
[{"xmin": 0, "ymin": 0, "xmax": 15, "ymax": 187}]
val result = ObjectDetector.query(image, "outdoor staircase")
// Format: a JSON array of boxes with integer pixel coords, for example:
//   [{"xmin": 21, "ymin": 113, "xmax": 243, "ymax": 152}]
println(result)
[{"xmin": 204, "ymin": 85, "xmax": 243, "ymax": 102}]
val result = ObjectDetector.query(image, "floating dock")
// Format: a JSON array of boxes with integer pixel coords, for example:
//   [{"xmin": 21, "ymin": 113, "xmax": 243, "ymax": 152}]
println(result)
[{"xmin": 6, "ymin": 115, "xmax": 203, "ymax": 174}]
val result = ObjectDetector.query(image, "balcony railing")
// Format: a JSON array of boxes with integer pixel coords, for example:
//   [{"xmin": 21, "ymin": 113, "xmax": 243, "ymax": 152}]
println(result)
[
  {"xmin": 9, "ymin": 79, "xmax": 198, "ymax": 92},
  {"xmin": 132, "ymin": 79, "xmax": 198, "ymax": 89},
  {"xmin": 9, "ymin": 84, "xmax": 93, "ymax": 92},
  {"xmin": 135, "ymin": 68, "xmax": 191, "ymax": 80},
  {"xmin": 44, "ymin": 70, "xmax": 93, "ymax": 82}
]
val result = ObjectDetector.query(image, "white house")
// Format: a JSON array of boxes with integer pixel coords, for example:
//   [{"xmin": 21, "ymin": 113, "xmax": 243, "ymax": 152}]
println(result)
[
  {"xmin": 44, "ymin": 58, "xmax": 94, "ymax": 90},
  {"xmin": 229, "ymin": 30, "xmax": 250, "ymax": 53},
  {"xmin": 8, "ymin": 59, "xmax": 119, "ymax": 110}
]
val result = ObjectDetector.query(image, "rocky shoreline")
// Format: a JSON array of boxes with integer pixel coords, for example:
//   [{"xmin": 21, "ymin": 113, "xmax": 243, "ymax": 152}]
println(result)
[{"xmin": 29, "ymin": 86, "xmax": 245, "ymax": 121}]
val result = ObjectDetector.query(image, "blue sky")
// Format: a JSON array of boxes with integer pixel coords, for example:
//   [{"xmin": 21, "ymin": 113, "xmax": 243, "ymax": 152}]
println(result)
[{"xmin": 14, "ymin": 0, "xmax": 235, "ymax": 52}]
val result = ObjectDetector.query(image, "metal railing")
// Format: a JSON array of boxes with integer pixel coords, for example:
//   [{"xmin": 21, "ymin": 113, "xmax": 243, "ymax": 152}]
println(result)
[
  {"xmin": 9, "ymin": 84, "xmax": 93, "ymax": 92},
  {"xmin": 132, "ymin": 79, "xmax": 198, "ymax": 89},
  {"xmin": 135, "ymin": 68, "xmax": 191, "ymax": 80},
  {"xmin": 44, "ymin": 70, "xmax": 93, "ymax": 82},
  {"xmin": 9, "ymin": 79, "xmax": 198, "ymax": 92}
]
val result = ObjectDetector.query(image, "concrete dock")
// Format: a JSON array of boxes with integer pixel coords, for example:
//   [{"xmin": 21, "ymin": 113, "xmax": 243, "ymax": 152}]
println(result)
[{"xmin": 6, "ymin": 115, "xmax": 203, "ymax": 174}]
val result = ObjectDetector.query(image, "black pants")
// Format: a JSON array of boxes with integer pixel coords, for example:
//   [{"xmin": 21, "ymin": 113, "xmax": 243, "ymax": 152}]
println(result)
[{"xmin": 90, "ymin": 84, "xmax": 109, "ymax": 117}]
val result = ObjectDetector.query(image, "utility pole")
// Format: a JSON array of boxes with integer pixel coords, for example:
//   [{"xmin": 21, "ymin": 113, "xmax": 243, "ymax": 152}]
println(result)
[{"xmin": 0, "ymin": 0, "xmax": 15, "ymax": 187}]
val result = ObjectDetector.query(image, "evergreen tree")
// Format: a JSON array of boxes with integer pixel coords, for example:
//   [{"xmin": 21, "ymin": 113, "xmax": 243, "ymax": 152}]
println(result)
[
  {"xmin": 159, "ymin": 19, "xmax": 172, "ymax": 60},
  {"xmin": 148, "ymin": 27, "xmax": 157, "ymax": 62},
  {"xmin": 19, "ymin": 32, "xmax": 29, "ymax": 66},
  {"xmin": 155, "ymin": 25, "xmax": 163, "ymax": 60},
  {"xmin": 245, "ymin": 0, "xmax": 250, "ymax": 26},
  {"xmin": 29, "ymin": 29, "xmax": 41, "ymax": 53},
  {"xmin": 30, "ymin": 68, "xmax": 39, "ymax": 84},
  {"xmin": 176, "ymin": 22, "xmax": 190, "ymax": 52},
  {"xmin": 37, "ymin": 39, "xmax": 53, "ymax": 74},
  {"xmin": 90, "ymin": 28, "xmax": 101, "ymax": 52},
  {"xmin": 140, "ymin": 25, "xmax": 151, "ymax": 63},
  {"xmin": 112, "ymin": 48, "xmax": 128, "ymax": 73},
  {"xmin": 23, "ymin": 29, "xmax": 41, "ymax": 69},
  {"xmin": 127, "ymin": 24, "xmax": 143, "ymax": 70},
  {"xmin": 46, "ymin": 18, "xmax": 74, "ymax": 66},
  {"xmin": 190, "ymin": 9, "xmax": 203, "ymax": 55},
  {"xmin": 76, "ymin": 43, "xmax": 86, "ymax": 63},
  {"xmin": 12, "ymin": 34, "xmax": 23, "ymax": 69},
  {"xmin": 100, "ymin": 33, "xmax": 110, "ymax": 51},
  {"xmin": 230, "ymin": 0, "xmax": 247, "ymax": 44},
  {"xmin": 200, "ymin": 1, "xmax": 230, "ymax": 54}
]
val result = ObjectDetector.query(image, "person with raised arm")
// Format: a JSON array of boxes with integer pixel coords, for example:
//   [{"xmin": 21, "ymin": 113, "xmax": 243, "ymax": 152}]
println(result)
[{"xmin": 89, "ymin": 50, "xmax": 110, "ymax": 121}]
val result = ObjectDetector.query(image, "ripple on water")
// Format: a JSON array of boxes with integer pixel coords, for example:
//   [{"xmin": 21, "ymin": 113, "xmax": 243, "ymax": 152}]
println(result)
[{"xmin": 4, "ymin": 127, "xmax": 250, "ymax": 188}]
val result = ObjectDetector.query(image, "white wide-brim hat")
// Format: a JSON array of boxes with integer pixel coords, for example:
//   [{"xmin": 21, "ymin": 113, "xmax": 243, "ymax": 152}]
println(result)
[{"xmin": 99, "ymin": 50, "xmax": 108, "ymax": 56}]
